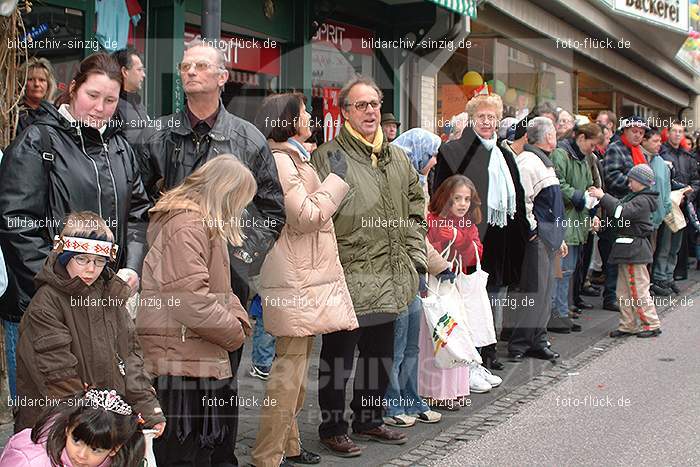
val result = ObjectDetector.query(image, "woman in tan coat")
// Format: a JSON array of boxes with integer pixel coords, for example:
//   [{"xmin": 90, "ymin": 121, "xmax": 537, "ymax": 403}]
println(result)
[
  {"xmin": 250, "ymin": 93, "xmax": 358, "ymax": 467},
  {"xmin": 136, "ymin": 156, "xmax": 255, "ymax": 466}
]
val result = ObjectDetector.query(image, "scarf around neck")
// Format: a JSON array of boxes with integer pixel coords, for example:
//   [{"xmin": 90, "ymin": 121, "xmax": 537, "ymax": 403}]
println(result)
[
  {"xmin": 477, "ymin": 132, "xmax": 516, "ymax": 227},
  {"xmin": 287, "ymin": 137, "xmax": 311, "ymax": 162},
  {"xmin": 344, "ymin": 121, "xmax": 383, "ymax": 168},
  {"xmin": 621, "ymin": 134, "xmax": 646, "ymax": 166}
]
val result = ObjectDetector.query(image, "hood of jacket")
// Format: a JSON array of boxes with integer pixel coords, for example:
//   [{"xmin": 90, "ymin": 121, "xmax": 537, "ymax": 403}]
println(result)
[
  {"xmin": 34, "ymin": 251, "xmax": 131, "ymax": 302},
  {"xmin": 557, "ymin": 138, "xmax": 586, "ymax": 161},
  {"xmin": 32, "ymin": 100, "xmax": 125, "ymax": 148}
]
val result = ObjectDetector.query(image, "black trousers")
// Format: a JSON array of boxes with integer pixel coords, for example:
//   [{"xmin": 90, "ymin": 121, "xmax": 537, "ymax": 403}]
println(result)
[
  {"xmin": 509, "ymin": 239, "xmax": 556, "ymax": 355},
  {"xmin": 674, "ymin": 216, "xmax": 690, "ymax": 279},
  {"xmin": 154, "ymin": 347, "xmax": 243, "ymax": 467},
  {"xmin": 571, "ymin": 235, "xmax": 591, "ymax": 306},
  {"xmin": 318, "ymin": 320, "xmax": 395, "ymax": 438}
]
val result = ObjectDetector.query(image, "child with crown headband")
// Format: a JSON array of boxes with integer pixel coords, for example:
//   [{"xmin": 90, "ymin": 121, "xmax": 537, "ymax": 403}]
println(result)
[
  {"xmin": 0, "ymin": 389, "xmax": 146, "ymax": 467},
  {"xmin": 13, "ymin": 212, "xmax": 166, "ymax": 439}
]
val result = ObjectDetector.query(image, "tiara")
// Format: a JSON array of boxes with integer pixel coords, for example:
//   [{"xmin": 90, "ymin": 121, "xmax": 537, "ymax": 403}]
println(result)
[
  {"xmin": 85, "ymin": 389, "xmax": 133, "ymax": 416},
  {"xmin": 53, "ymin": 235, "xmax": 119, "ymax": 261}
]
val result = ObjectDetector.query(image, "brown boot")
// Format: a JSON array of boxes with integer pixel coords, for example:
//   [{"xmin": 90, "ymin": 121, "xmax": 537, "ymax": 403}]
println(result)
[
  {"xmin": 352, "ymin": 425, "xmax": 408, "ymax": 445},
  {"xmin": 319, "ymin": 435, "xmax": 362, "ymax": 458}
]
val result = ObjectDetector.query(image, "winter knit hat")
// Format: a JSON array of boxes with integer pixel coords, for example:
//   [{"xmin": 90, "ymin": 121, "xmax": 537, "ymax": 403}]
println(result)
[
  {"xmin": 628, "ymin": 164, "xmax": 655, "ymax": 187},
  {"xmin": 54, "ymin": 232, "xmax": 117, "ymax": 266}
]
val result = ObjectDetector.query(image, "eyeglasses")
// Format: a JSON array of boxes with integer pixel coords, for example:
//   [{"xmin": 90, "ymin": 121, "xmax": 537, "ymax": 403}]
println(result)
[
  {"xmin": 346, "ymin": 100, "xmax": 383, "ymax": 112},
  {"xmin": 72, "ymin": 255, "xmax": 108, "ymax": 268},
  {"xmin": 178, "ymin": 61, "xmax": 223, "ymax": 73}
]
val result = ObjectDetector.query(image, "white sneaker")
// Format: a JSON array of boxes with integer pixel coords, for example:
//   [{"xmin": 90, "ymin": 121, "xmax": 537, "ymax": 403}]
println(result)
[
  {"xmin": 468, "ymin": 363, "xmax": 492, "ymax": 393},
  {"xmin": 478, "ymin": 365, "xmax": 502, "ymax": 387}
]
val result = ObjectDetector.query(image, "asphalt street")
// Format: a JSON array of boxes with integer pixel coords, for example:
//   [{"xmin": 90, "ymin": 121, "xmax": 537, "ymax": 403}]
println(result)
[{"xmin": 435, "ymin": 284, "xmax": 700, "ymax": 467}]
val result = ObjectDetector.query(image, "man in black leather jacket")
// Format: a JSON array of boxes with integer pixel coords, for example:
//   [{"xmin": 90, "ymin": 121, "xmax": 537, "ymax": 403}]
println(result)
[{"xmin": 135, "ymin": 39, "xmax": 286, "ymax": 302}]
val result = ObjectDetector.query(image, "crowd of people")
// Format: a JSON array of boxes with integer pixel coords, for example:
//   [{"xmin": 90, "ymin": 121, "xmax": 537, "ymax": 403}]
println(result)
[{"xmin": 0, "ymin": 41, "xmax": 697, "ymax": 467}]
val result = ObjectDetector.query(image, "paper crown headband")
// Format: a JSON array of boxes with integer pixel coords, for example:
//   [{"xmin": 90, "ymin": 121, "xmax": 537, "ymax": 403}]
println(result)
[
  {"xmin": 85, "ymin": 389, "xmax": 133, "ymax": 416},
  {"xmin": 53, "ymin": 235, "xmax": 119, "ymax": 261},
  {"xmin": 472, "ymin": 83, "xmax": 491, "ymax": 97}
]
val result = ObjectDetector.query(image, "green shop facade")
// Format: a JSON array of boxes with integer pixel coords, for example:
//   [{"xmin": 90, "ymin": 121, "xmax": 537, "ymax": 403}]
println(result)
[{"xmin": 21, "ymin": 0, "xmax": 476, "ymax": 142}]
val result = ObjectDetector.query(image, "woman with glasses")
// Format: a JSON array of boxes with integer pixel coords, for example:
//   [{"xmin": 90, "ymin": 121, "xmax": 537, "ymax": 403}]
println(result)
[
  {"xmin": 0, "ymin": 52, "xmax": 151, "ymax": 403},
  {"xmin": 13, "ymin": 211, "xmax": 165, "ymax": 436},
  {"xmin": 433, "ymin": 93, "xmax": 530, "ymax": 371}
]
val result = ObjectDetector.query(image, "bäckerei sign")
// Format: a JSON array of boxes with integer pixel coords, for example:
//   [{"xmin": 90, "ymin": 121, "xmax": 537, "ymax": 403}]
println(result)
[{"xmin": 614, "ymin": 0, "xmax": 689, "ymax": 32}]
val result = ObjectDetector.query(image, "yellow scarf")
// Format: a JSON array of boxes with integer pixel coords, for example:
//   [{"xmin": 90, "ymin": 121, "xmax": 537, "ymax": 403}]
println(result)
[{"xmin": 344, "ymin": 121, "xmax": 383, "ymax": 168}]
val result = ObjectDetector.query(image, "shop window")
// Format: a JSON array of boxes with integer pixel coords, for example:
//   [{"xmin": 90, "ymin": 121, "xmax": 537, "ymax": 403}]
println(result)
[{"xmin": 436, "ymin": 37, "xmax": 573, "ymax": 137}]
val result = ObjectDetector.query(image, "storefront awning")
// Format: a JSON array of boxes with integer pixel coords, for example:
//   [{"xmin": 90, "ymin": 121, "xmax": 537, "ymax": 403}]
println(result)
[{"xmin": 426, "ymin": 0, "xmax": 478, "ymax": 18}]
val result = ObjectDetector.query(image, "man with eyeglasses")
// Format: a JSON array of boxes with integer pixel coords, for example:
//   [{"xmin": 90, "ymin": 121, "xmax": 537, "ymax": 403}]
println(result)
[
  {"xmin": 113, "ymin": 47, "xmax": 149, "ymax": 145},
  {"xmin": 134, "ymin": 39, "xmax": 285, "ymax": 466},
  {"xmin": 311, "ymin": 76, "xmax": 427, "ymax": 457}
]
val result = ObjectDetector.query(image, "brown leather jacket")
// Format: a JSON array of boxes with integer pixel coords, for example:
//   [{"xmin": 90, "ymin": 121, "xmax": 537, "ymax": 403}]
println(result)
[
  {"xmin": 136, "ymin": 199, "xmax": 250, "ymax": 380},
  {"xmin": 15, "ymin": 253, "xmax": 164, "ymax": 431}
]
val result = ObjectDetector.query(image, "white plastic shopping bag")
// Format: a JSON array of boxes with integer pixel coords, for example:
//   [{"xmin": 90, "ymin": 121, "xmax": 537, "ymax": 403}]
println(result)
[
  {"xmin": 142, "ymin": 429, "xmax": 158, "ymax": 466},
  {"xmin": 421, "ymin": 278, "xmax": 482, "ymax": 368},
  {"xmin": 455, "ymin": 242, "xmax": 497, "ymax": 347}
]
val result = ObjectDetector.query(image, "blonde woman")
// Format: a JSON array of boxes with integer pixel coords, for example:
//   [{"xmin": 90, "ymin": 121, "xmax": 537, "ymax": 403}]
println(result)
[
  {"xmin": 433, "ymin": 93, "xmax": 530, "ymax": 370},
  {"xmin": 17, "ymin": 57, "xmax": 57, "ymax": 132},
  {"xmin": 136, "ymin": 156, "xmax": 255, "ymax": 466}
]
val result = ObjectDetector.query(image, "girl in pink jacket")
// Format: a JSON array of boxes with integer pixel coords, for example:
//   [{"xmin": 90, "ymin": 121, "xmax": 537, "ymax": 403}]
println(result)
[{"xmin": 0, "ymin": 389, "xmax": 144, "ymax": 467}]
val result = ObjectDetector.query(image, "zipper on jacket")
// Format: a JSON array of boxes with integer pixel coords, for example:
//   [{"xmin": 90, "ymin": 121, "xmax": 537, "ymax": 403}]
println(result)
[
  {"xmin": 100, "ymin": 134, "xmax": 120, "ymax": 244},
  {"xmin": 181, "ymin": 324, "xmax": 186, "ymax": 342},
  {"xmin": 76, "ymin": 127, "xmax": 104, "ymax": 218}
]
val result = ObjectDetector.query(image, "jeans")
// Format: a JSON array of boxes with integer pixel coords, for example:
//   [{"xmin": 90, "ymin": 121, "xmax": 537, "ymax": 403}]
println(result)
[
  {"xmin": 598, "ymin": 228, "xmax": 619, "ymax": 304},
  {"xmin": 3, "ymin": 320, "xmax": 18, "ymax": 399},
  {"xmin": 553, "ymin": 244, "xmax": 580, "ymax": 318},
  {"xmin": 653, "ymin": 224, "xmax": 684, "ymax": 283},
  {"xmin": 384, "ymin": 297, "xmax": 430, "ymax": 417},
  {"xmin": 252, "ymin": 314, "xmax": 276, "ymax": 369}
]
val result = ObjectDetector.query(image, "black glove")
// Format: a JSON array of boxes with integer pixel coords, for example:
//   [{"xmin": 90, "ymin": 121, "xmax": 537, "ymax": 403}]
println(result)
[
  {"xmin": 418, "ymin": 275, "xmax": 428, "ymax": 295},
  {"xmin": 436, "ymin": 268, "xmax": 456, "ymax": 283},
  {"xmin": 328, "ymin": 149, "xmax": 348, "ymax": 180}
]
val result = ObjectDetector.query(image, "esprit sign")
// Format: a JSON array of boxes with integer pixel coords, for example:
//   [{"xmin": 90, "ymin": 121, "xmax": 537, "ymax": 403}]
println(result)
[
  {"xmin": 312, "ymin": 20, "xmax": 374, "ymax": 56},
  {"xmin": 614, "ymin": 0, "xmax": 689, "ymax": 32}
]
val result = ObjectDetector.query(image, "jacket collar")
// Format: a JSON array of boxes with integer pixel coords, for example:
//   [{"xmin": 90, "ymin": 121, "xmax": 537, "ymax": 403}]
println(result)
[
  {"xmin": 558, "ymin": 138, "xmax": 586, "ymax": 161},
  {"xmin": 269, "ymin": 140, "xmax": 306, "ymax": 161},
  {"xmin": 120, "ymin": 89, "xmax": 142, "ymax": 105},
  {"xmin": 523, "ymin": 143, "xmax": 554, "ymax": 167},
  {"xmin": 171, "ymin": 101, "xmax": 229, "ymax": 142},
  {"xmin": 150, "ymin": 198, "xmax": 203, "ymax": 215},
  {"xmin": 334, "ymin": 125, "xmax": 392, "ymax": 167}
]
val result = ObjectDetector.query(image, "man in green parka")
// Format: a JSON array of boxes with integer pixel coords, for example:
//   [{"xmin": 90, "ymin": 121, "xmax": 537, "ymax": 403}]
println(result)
[{"xmin": 311, "ymin": 76, "xmax": 427, "ymax": 457}]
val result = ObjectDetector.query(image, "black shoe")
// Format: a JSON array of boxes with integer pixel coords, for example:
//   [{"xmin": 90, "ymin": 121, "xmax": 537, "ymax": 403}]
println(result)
[
  {"xmin": 609, "ymin": 330, "xmax": 635, "ymax": 338},
  {"xmin": 650, "ymin": 283, "xmax": 672, "ymax": 297},
  {"xmin": 508, "ymin": 352, "xmax": 525, "ymax": 362},
  {"xmin": 661, "ymin": 281, "xmax": 680, "ymax": 294},
  {"xmin": 547, "ymin": 314, "xmax": 571, "ymax": 334},
  {"xmin": 286, "ymin": 448, "xmax": 321, "ymax": 465},
  {"xmin": 280, "ymin": 458, "xmax": 295, "ymax": 467},
  {"xmin": 526, "ymin": 348, "xmax": 560, "ymax": 360},
  {"xmin": 603, "ymin": 301, "xmax": 620, "ymax": 312},
  {"xmin": 481, "ymin": 344, "xmax": 504, "ymax": 370},
  {"xmin": 575, "ymin": 300, "xmax": 594, "ymax": 309},
  {"xmin": 581, "ymin": 285, "xmax": 601, "ymax": 296},
  {"xmin": 637, "ymin": 329, "xmax": 662, "ymax": 338}
]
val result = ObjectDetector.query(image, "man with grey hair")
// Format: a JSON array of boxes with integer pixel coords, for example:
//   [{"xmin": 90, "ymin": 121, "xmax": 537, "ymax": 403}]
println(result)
[
  {"xmin": 134, "ymin": 39, "xmax": 285, "ymax": 466},
  {"xmin": 508, "ymin": 116, "xmax": 567, "ymax": 361},
  {"xmin": 311, "ymin": 75, "xmax": 427, "ymax": 456}
]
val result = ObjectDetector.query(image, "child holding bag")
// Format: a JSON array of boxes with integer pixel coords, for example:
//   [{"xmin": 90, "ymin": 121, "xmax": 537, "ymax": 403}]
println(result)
[{"xmin": 421, "ymin": 175, "xmax": 501, "ymax": 399}]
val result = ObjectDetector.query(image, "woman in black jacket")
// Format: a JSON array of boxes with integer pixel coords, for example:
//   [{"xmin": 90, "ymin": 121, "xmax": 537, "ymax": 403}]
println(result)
[{"xmin": 0, "ymin": 53, "xmax": 151, "ymax": 397}]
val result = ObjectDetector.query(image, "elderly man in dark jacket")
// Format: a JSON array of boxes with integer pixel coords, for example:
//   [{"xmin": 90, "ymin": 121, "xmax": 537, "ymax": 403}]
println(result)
[
  {"xmin": 135, "ymin": 40, "xmax": 285, "ymax": 301},
  {"xmin": 134, "ymin": 39, "xmax": 284, "ymax": 467},
  {"xmin": 660, "ymin": 121, "xmax": 700, "ymax": 281}
]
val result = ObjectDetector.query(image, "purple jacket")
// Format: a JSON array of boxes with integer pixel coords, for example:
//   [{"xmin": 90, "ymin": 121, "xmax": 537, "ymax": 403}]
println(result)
[{"xmin": 0, "ymin": 428, "xmax": 111, "ymax": 467}]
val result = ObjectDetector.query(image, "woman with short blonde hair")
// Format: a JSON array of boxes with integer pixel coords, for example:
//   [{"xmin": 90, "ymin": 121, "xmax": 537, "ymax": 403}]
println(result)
[
  {"xmin": 137, "ymin": 155, "xmax": 256, "ymax": 466},
  {"xmin": 17, "ymin": 57, "xmax": 57, "ymax": 132}
]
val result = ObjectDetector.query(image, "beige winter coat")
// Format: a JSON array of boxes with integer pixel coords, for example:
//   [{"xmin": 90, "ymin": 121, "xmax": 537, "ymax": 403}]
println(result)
[{"xmin": 258, "ymin": 141, "xmax": 358, "ymax": 337}]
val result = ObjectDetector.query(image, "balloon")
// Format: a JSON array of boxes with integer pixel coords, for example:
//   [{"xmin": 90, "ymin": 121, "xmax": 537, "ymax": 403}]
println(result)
[
  {"xmin": 504, "ymin": 88, "xmax": 518, "ymax": 105},
  {"xmin": 462, "ymin": 71, "xmax": 483, "ymax": 87},
  {"xmin": 493, "ymin": 79, "xmax": 506, "ymax": 96}
]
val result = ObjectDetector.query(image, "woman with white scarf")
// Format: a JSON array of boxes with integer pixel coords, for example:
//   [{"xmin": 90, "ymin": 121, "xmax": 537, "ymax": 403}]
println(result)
[{"xmin": 432, "ymin": 94, "xmax": 530, "ymax": 370}]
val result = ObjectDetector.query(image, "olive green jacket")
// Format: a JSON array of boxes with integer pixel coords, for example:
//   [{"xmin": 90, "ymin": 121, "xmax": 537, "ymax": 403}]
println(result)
[{"xmin": 311, "ymin": 126, "xmax": 427, "ymax": 323}]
